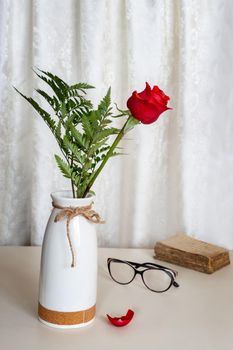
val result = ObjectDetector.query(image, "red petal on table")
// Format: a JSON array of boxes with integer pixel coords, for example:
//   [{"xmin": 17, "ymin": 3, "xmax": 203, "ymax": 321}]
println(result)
[{"xmin": 106, "ymin": 309, "xmax": 134, "ymax": 327}]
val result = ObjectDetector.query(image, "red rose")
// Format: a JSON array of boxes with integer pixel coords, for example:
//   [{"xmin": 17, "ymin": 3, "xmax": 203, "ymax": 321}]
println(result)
[{"xmin": 127, "ymin": 82, "xmax": 171, "ymax": 124}]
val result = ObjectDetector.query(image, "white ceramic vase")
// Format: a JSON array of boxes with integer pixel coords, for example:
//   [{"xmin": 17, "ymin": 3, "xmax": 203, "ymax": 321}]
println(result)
[{"xmin": 38, "ymin": 190, "xmax": 97, "ymax": 328}]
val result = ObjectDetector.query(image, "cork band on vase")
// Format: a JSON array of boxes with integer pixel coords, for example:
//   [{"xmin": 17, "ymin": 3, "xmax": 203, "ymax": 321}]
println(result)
[{"xmin": 38, "ymin": 303, "xmax": 96, "ymax": 325}]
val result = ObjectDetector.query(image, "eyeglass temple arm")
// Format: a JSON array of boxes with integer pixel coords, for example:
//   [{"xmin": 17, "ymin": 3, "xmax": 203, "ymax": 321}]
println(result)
[{"xmin": 173, "ymin": 281, "xmax": 179, "ymax": 288}]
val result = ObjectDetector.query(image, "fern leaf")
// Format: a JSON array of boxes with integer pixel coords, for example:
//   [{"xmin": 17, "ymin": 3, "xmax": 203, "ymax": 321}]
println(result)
[
  {"xmin": 97, "ymin": 87, "xmax": 111, "ymax": 119},
  {"xmin": 55, "ymin": 120, "xmax": 62, "ymax": 141},
  {"xmin": 36, "ymin": 68, "xmax": 68, "ymax": 90},
  {"xmin": 93, "ymin": 127, "xmax": 119, "ymax": 142},
  {"xmin": 63, "ymin": 136, "xmax": 85, "ymax": 164},
  {"xmin": 83, "ymin": 159, "xmax": 92, "ymax": 172},
  {"xmin": 88, "ymin": 139, "xmax": 109, "ymax": 156},
  {"xmin": 88, "ymin": 110, "xmax": 98, "ymax": 130},
  {"xmin": 14, "ymin": 88, "xmax": 56, "ymax": 132},
  {"xmin": 69, "ymin": 82, "xmax": 95, "ymax": 94},
  {"xmin": 100, "ymin": 118, "xmax": 112, "ymax": 126},
  {"xmin": 36, "ymin": 89, "xmax": 59, "ymax": 112},
  {"xmin": 33, "ymin": 70, "xmax": 64, "ymax": 100},
  {"xmin": 82, "ymin": 134, "xmax": 90, "ymax": 149},
  {"xmin": 54, "ymin": 154, "xmax": 72, "ymax": 178},
  {"xmin": 69, "ymin": 124, "xmax": 87, "ymax": 149},
  {"xmin": 82, "ymin": 113, "xmax": 93, "ymax": 139},
  {"xmin": 60, "ymin": 101, "xmax": 67, "ymax": 119}
]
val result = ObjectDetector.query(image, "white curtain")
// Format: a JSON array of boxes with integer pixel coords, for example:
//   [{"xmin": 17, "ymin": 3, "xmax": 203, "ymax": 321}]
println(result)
[{"xmin": 1, "ymin": 0, "xmax": 233, "ymax": 248}]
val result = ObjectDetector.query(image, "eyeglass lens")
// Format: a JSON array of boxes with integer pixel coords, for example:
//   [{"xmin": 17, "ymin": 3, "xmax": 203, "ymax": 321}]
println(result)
[
  {"xmin": 142, "ymin": 269, "xmax": 171, "ymax": 291},
  {"xmin": 110, "ymin": 260, "xmax": 135, "ymax": 284}
]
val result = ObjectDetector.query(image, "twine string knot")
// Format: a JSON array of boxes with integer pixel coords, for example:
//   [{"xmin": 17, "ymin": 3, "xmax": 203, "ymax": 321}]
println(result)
[{"xmin": 52, "ymin": 201, "xmax": 104, "ymax": 268}]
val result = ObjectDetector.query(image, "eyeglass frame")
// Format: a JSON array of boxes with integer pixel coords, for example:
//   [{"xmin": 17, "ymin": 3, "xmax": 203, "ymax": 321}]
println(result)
[{"xmin": 107, "ymin": 258, "xmax": 179, "ymax": 293}]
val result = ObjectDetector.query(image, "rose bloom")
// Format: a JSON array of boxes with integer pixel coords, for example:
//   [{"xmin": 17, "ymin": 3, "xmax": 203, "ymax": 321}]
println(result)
[{"xmin": 127, "ymin": 82, "xmax": 171, "ymax": 124}]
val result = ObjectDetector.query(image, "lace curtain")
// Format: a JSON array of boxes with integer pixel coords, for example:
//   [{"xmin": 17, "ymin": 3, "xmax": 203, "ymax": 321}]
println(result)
[{"xmin": 1, "ymin": 0, "xmax": 233, "ymax": 248}]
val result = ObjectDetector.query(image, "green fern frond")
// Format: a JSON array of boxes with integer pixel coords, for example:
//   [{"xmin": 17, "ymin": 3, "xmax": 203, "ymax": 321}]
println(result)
[
  {"xmin": 34, "ymin": 73, "xmax": 63, "ymax": 100},
  {"xmin": 54, "ymin": 154, "xmax": 72, "ymax": 179},
  {"xmin": 82, "ymin": 113, "xmax": 94, "ymax": 139},
  {"xmin": 97, "ymin": 88, "xmax": 111, "ymax": 119},
  {"xmin": 88, "ymin": 139, "xmax": 109, "ymax": 156},
  {"xmin": 55, "ymin": 120, "xmax": 62, "ymax": 141},
  {"xmin": 68, "ymin": 124, "xmax": 87, "ymax": 150},
  {"xmin": 36, "ymin": 89, "xmax": 59, "ymax": 112},
  {"xmin": 63, "ymin": 136, "xmax": 85, "ymax": 164},
  {"xmin": 35, "ymin": 68, "xmax": 68, "ymax": 90},
  {"xmin": 93, "ymin": 127, "xmax": 119, "ymax": 143},
  {"xmin": 69, "ymin": 82, "xmax": 95, "ymax": 93},
  {"xmin": 14, "ymin": 87, "xmax": 56, "ymax": 132}
]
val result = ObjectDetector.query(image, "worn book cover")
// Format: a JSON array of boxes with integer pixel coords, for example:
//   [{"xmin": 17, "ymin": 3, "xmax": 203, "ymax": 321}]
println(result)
[{"xmin": 154, "ymin": 234, "xmax": 230, "ymax": 274}]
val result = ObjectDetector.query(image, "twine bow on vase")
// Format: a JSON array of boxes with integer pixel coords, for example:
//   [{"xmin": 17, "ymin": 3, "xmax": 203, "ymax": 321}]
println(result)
[{"xmin": 52, "ymin": 202, "xmax": 104, "ymax": 268}]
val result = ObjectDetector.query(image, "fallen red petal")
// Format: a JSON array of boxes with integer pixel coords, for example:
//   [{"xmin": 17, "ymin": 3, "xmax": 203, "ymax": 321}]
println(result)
[{"xmin": 106, "ymin": 309, "xmax": 134, "ymax": 327}]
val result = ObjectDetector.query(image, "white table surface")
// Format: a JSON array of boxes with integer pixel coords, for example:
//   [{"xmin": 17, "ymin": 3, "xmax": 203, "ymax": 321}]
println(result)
[{"xmin": 0, "ymin": 247, "xmax": 232, "ymax": 350}]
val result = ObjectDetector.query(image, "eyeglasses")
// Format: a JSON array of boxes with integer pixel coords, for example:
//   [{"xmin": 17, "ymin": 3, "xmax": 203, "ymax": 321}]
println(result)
[{"xmin": 107, "ymin": 258, "xmax": 179, "ymax": 293}]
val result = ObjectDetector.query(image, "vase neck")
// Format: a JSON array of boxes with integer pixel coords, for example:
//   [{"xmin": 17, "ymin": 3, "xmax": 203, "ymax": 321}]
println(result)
[{"xmin": 51, "ymin": 191, "xmax": 94, "ymax": 208}]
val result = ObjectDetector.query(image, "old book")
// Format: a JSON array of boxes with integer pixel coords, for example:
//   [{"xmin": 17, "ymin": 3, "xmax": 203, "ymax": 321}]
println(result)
[{"xmin": 154, "ymin": 234, "xmax": 230, "ymax": 274}]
